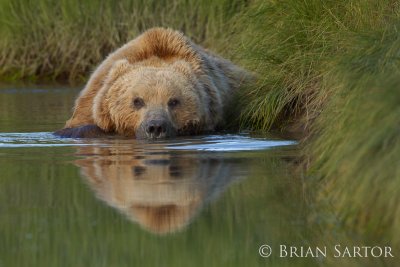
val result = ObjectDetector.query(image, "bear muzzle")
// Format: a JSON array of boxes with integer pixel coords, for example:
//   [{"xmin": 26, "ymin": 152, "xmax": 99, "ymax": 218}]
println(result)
[
  {"xmin": 137, "ymin": 111, "xmax": 175, "ymax": 139},
  {"xmin": 145, "ymin": 119, "xmax": 170, "ymax": 139}
]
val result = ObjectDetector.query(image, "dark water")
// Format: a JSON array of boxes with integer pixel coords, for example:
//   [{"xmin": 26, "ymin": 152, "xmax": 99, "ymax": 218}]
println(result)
[{"xmin": 1, "ymin": 86, "xmax": 393, "ymax": 267}]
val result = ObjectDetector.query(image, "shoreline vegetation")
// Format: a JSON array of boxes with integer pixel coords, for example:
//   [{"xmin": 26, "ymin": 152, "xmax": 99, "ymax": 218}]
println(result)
[{"xmin": 1, "ymin": 0, "xmax": 399, "ymax": 262}]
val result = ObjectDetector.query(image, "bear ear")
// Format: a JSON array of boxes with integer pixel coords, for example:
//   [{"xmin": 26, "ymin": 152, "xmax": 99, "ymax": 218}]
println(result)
[
  {"xmin": 92, "ymin": 59, "xmax": 132, "ymax": 132},
  {"xmin": 171, "ymin": 60, "xmax": 196, "ymax": 78},
  {"xmin": 104, "ymin": 59, "xmax": 132, "ymax": 85}
]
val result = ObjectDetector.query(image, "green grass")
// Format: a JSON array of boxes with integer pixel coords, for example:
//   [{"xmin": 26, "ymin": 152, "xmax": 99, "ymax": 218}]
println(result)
[
  {"xmin": 0, "ymin": 0, "xmax": 245, "ymax": 82},
  {"xmin": 309, "ymin": 24, "xmax": 400, "ymax": 247},
  {"xmin": 229, "ymin": 0, "xmax": 400, "ymax": 253},
  {"xmin": 231, "ymin": 0, "xmax": 396, "ymax": 132}
]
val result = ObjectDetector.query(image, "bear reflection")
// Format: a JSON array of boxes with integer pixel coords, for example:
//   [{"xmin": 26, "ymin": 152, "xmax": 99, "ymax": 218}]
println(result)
[{"xmin": 75, "ymin": 145, "xmax": 244, "ymax": 234}]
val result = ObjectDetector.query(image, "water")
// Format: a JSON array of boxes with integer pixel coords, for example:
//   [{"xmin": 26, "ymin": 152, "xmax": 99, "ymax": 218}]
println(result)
[{"xmin": 1, "ymin": 86, "xmax": 384, "ymax": 267}]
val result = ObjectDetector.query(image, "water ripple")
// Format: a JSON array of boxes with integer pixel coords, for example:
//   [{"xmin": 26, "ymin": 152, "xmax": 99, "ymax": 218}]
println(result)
[{"xmin": 0, "ymin": 132, "xmax": 296, "ymax": 151}]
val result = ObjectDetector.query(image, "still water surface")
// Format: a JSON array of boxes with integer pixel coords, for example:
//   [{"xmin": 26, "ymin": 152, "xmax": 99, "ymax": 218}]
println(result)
[{"xmin": 0, "ymin": 86, "xmax": 350, "ymax": 267}]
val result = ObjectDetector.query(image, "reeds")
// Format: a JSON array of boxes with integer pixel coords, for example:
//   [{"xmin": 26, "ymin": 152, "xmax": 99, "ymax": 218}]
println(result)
[
  {"xmin": 0, "ymin": 0, "xmax": 245, "ymax": 82},
  {"xmin": 230, "ymin": 0, "xmax": 400, "ymax": 249}
]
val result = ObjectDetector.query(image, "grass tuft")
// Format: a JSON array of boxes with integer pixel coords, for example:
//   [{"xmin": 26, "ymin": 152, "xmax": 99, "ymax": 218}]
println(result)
[{"xmin": 0, "ymin": 0, "xmax": 246, "ymax": 82}]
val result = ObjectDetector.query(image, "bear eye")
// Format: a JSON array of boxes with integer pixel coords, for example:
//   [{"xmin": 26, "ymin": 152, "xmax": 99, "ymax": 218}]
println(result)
[
  {"xmin": 168, "ymin": 98, "xmax": 180, "ymax": 108},
  {"xmin": 133, "ymin": 97, "xmax": 145, "ymax": 109},
  {"xmin": 132, "ymin": 166, "xmax": 146, "ymax": 177}
]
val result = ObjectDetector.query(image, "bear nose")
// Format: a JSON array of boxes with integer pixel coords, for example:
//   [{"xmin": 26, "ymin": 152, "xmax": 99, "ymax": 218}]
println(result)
[{"xmin": 146, "ymin": 120, "xmax": 167, "ymax": 138}]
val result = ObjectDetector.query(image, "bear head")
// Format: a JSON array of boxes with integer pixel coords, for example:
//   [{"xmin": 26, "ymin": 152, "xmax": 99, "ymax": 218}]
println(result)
[{"xmin": 93, "ymin": 58, "xmax": 210, "ymax": 138}]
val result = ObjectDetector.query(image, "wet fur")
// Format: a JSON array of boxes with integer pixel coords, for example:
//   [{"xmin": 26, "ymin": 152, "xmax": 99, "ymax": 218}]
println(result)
[{"xmin": 55, "ymin": 28, "xmax": 249, "ymax": 138}]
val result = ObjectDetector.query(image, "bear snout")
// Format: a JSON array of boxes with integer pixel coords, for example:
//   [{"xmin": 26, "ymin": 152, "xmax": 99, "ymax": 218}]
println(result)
[
  {"xmin": 137, "ymin": 117, "xmax": 175, "ymax": 139},
  {"xmin": 146, "ymin": 119, "xmax": 168, "ymax": 139}
]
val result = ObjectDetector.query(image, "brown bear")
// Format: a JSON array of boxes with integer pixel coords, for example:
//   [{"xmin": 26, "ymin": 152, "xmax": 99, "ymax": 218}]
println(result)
[
  {"xmin": 75, "ymin": 143, "xmax": 244, "ymax": 234},
  {"xmin": 55, "ymin": 28, "xmax": 249, "ymax": 139}
]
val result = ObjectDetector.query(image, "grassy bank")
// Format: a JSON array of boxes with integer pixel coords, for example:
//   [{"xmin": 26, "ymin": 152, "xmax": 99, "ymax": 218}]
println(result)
[
  {"xmin": 1, "ymin": 0, "xmax": 399, "ymax": 263},
  {"xmin": 0, "ymin": 0, "xmax": 244, "ymax": 82},
  {"xmin": 310, "ymin": 27, "xmax": 400, "ymax": 247},
  {"xmin": 231, "ymin": 0, "xmax": 400, "ymax": 252}
]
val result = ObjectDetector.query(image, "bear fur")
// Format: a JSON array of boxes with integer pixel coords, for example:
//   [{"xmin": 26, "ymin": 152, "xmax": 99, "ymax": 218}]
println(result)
[{"xmin": 55, "ymin": 27, "xmax": 249, "ymax": 139}]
